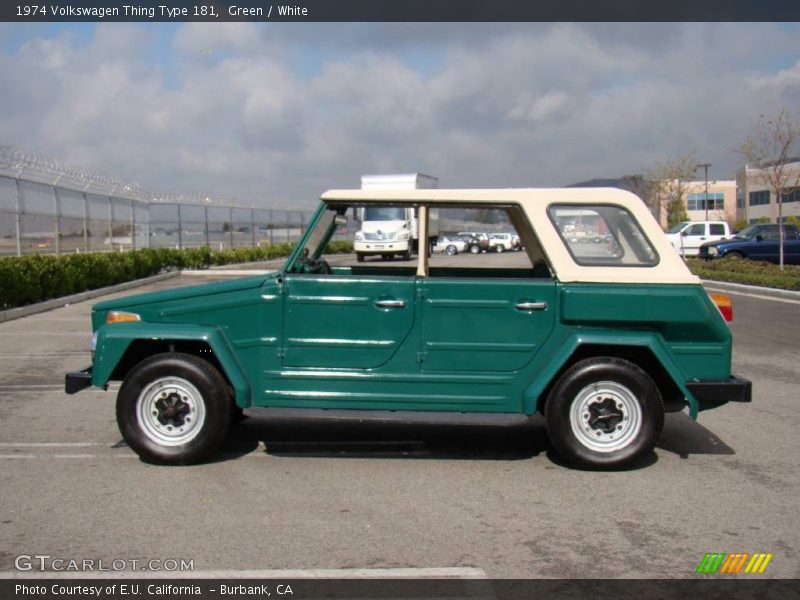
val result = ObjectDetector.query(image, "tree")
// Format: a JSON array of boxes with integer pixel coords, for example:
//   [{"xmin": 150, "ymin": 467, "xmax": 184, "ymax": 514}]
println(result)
[
  {"xmin": 738, "ymin": 109, "xmax": 800, "ymax": 270},
  {"xmin": 645, "ymin": 151, "xmax": 699, "ymax": 229}
]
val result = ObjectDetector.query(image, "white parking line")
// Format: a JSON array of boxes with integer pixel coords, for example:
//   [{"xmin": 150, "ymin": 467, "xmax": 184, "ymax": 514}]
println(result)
[
  {"xmin": 0, "ymin": 332, "xmax": 90, "ymax": 336},
  {"xmin": 0, "ymin": 442, "xmax": 103, "ymax": 447},
  {"xmin": 1, "ymin": 566, "xmax": 488, "ymax": 579}
]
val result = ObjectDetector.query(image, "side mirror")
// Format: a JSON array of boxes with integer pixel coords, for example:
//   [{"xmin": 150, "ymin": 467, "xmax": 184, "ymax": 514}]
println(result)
[
  {"xmin": 681, "ymin": 230, "xmax": 689, "ymax": 237},
  {"xmin": 755, "ymin": 234, "xmax": 763, "ymax": 242},
  {"xmin": 334, "ymin": 214, "xmax": 348, "ymax": 227}
]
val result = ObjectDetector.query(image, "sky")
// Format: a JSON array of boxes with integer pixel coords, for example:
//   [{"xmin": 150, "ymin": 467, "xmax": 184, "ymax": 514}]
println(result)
[{"xmin": 1, "ymin": 22, "xmax": 799, "ymax": 208}]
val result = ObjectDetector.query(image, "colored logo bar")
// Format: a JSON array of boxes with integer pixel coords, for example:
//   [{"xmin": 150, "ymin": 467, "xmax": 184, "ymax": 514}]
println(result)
[{"xmin": 696, "ymin": 553, "xmax": 773, "ymax": 574}]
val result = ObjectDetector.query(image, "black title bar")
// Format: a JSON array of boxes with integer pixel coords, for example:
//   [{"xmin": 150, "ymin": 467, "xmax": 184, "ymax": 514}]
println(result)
[{"xmin": 3, "ymin": 0, "xmax": 800, "ymax": 22}]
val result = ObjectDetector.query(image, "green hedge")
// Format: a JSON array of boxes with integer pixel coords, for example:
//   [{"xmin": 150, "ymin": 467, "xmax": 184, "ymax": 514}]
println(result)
[
  {"xmin": 0, "ymin": 241, "xmax": 353, "ymax": 310},
  {"xmin": 687, "ymin": 257, "xmax": 800, "ymax": 291}
]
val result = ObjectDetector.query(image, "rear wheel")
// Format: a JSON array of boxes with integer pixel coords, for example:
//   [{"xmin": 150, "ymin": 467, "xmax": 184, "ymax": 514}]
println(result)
[
  {"xmin": 356, "ymin": 253, "xmax": 365, "ymax": 263},
  {"xmin": 445, "ymin": 244, "xmax": 457, "ymax": 256},
  {"xmin": 545, "ymin": 357, "xmax": 664, "ymax": 469},
  {"xmin": 495, "ymin": 244, "xmax": 505, "ymax": 253},
  {"xmin": 117, "ymin": 353, "xmax": 232, "ymax": 464},
  {"xmin": 469, "ymin": 245, "xmax": 480, "ymax": 254}
]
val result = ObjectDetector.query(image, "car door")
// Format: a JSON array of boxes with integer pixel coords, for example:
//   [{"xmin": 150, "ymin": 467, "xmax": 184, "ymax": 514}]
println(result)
[
  {"xmin": 281, "ymin": 274, "xmax": 416, "ymax": 369},
  {"xmin": 748, "ymin": 225, "xmax": 780, "ymax": 261},
  {"xmin": 419, "ymin": 205, "xmax": 557, "ymax": 412},
  {"xmin": 680, "ymin": 223, "xmax": 707, "ymax": 255}
]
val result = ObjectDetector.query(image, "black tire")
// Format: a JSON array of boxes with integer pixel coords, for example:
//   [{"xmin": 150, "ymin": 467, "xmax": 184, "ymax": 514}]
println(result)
[
  {"xmin": 116, "ymin": 353, "xmax": 232, "ymax": 465},
  {"xmin": 469, "ymin": 245, "xmax": 480, "ymax": 254},
  {"xmin": 356, "ymin": 253, "xmax": 365, "ymax": 263},
  {"xmin": 495, "ymin": 245, "xmax": 504, "ymax": 253},
  {"xmin": 545, "ymin": 357, "xmax": 664, "ymax": 469},
  {"xmin": 401, "ymin": 249, "xmax": 412, "ymax": 261},
  {"xmin": 445, "ymin": 244, "xmax": 457, "ymax": 256}
]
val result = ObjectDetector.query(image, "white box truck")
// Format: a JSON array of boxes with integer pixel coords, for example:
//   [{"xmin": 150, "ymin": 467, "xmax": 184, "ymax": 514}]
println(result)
[{"xmin": 354, "ymin": 174, "xmax": 439, "ymax": 262}]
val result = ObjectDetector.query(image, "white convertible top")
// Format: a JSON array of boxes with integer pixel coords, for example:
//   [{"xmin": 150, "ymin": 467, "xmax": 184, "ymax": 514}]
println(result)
[{"xmin": 321, "ymin": 187, "xmax": 700, "ymax": 285}]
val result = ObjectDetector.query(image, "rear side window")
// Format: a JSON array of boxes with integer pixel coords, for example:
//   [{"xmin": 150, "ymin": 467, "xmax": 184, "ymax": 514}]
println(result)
[
  {"xmin": 710, "ymin": 224, "xmax": 726, "ymax": 236},
  {"xmin": 549, "ymin": 204, "xmax": 659, "ymax": 267}
]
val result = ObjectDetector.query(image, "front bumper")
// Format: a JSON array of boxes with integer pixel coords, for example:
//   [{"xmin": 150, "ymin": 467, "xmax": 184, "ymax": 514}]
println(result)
[
  {"xmin": 354, "ymin": 240, "xmax": 410, "ymax": 253},
  {"xmin": 65, "ymin": 367, "xmax": 93, "ymax": 394},
  {"xmin": 687, "ymin": 375, "xmax": 752, "ymax": 407}
]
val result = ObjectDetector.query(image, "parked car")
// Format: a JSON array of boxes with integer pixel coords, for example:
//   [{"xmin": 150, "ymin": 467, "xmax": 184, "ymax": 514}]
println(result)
[
  {"xmin": 457, "ymin": 231, "xmax": 490, "ymax": 252},
  {"xmin": 432, "ymin": 235, "xmax": 468, "ymax": 255},
  {"xmin": 698, "ymin": 223, "xmax": 800, "ymax": 264},
  {"xmin": 67, "ymin": 187, "xmax": 750, "ymax": 470},
  {"xmin": 665, "ymin": 221, "xmax": 731, "ymax": 257},
  {"xmin": 457, "ymin": 234, "xmax": 483, "ymax": 254},
  {"xmin": 489, "ymin": 232, "xmax": 518, "ymax": 253}
]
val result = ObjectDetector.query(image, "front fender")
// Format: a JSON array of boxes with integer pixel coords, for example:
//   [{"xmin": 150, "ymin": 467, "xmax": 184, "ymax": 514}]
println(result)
[
  {"xmin": 523, "ymin": 330, "xmax": 700, "ymax": 419},
  {"xmin": 92, "ymin": 321, "xmax": 252, "ymax": 407}
]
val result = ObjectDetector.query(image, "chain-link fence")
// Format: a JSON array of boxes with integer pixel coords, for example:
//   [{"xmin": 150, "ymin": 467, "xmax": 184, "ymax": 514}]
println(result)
[{"xmin": 0, "ymin": 147, "xmax": 316, "ymax": 257}]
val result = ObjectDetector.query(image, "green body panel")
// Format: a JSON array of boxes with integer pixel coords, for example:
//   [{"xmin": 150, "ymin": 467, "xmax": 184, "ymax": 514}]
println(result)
[
  {"xmin": 559, "ymin": 283, "xmax": 733, "ymax": 382},
  {"xmin": 89, "ymin": 261, "xmax": 733, "ymax": 419},
  {"xmin": 92, "ymin": 321, "xmax": 253, "ymax": 407}
]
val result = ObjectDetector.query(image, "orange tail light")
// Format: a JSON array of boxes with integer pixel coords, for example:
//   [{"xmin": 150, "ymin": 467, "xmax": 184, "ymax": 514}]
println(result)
[{"xmin": 709, "ymin": 293, "xmax": 733, "ymax": 322}]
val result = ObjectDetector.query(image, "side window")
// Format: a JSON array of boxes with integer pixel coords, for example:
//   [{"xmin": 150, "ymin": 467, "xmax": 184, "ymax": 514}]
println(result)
[
  {"xmin": 761, "ymin": 225, "xmax": 779, "ymax": 240},
  {"xmin": 427, "ymin": 205, "xmax": 550, "ymax": 278},
  {"xmin": 709, "ymin": 224, "xmax": 726, "ymax": 236},
  {"xmin": 549, "ymin": 204, "xmax": 658, "ymax": 267},
  {"xmin": 685, "ymin": 224, "xmax": 706, "ymax": 236}
]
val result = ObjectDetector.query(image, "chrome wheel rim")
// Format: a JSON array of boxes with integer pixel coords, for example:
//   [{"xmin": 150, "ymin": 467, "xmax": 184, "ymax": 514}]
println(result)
[
  {"xmin": 136, "ymin": 377, "xmax": 206, "ymax": 446},
  {"xmin": 569, "ymin": 381, "xmax": 642, "ymax": 452}
]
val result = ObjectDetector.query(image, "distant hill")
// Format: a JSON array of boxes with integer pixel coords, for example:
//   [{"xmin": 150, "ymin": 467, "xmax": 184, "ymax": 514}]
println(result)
[{"xmin": 566, "ymin": 177, "xmax": 638, "ymax": 190}]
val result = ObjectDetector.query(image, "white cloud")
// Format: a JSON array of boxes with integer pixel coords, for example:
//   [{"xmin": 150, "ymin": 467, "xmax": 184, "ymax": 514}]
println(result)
[{"xmin": 0, "ymin": 22, "xmax": 799, "ymax": 206}]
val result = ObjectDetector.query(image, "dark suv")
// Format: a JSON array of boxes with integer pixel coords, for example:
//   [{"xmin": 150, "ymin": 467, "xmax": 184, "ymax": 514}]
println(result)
[{"xmin": 698, "ymin": 223, "xmax": 800, "ymax": 264}]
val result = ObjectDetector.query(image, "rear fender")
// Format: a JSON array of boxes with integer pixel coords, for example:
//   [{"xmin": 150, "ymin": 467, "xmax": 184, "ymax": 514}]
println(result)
[{"xmin": 523, "ymin": 330, "xmax": 700, "ymax": 418}]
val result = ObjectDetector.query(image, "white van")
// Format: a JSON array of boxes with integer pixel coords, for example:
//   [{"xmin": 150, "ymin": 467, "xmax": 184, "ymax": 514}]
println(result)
[{"xmin": 665, "ymin": 221, "xmax": 731, "ymax": 257}]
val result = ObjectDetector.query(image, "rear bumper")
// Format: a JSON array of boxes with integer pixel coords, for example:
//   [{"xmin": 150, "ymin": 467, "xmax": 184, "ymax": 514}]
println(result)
[
  {"xmin": 65, "ymin": 367, "xmax": 93, "ymax": 394},
  {"xmin": 687, "ymin": 375, "xmax": 752, "ymax": 407}
]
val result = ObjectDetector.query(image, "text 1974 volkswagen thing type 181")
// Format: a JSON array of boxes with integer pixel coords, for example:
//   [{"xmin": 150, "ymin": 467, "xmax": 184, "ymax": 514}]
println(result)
[{"xmin": 66, "ymin": 187, "xmax": 751, "ymax": 469}]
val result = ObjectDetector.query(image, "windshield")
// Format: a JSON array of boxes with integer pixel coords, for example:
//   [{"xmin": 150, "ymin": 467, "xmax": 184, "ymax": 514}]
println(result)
[
  {"xmin": 667, "ymin": 222, "xmax": 689, "ymax": 234},
  {"xmin": 734, "ymin": 225, "xmax": 759, "ymax": 239},
  {"xmin": 364, "ymin": 206, "xmax": 406, "ymax": 221}
]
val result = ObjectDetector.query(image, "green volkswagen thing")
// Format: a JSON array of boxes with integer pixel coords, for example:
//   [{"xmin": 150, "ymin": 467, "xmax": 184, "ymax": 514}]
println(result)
[{"xmin": 65, "ymin": 187, "xmax": 751, "ymax": 469}]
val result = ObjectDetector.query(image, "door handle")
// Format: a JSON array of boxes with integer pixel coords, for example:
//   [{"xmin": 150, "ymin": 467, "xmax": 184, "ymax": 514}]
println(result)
[
  {"xmin": 515, "ymin": 301, "xmax": 548, "ymax": 311},
  {"xmin": 374, "ymin": 299, "xmax": 406, "ymax": 309}
]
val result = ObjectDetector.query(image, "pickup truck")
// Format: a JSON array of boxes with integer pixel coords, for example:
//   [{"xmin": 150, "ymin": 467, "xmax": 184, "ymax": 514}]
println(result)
[
  {"xmin": 698, "ymin": 223, "xmax": 800, "ymax": 264},
  {"xmin": 665, "ymin": 221, "xmax": 731, "ymax": 257}
]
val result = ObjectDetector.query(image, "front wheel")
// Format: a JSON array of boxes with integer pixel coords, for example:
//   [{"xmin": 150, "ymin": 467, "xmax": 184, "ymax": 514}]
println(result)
[
  {"xmin": 117, "ymin": 353, "xmax": 232, "ymax": 464},
  {"xmin": 469, "ymin": 245, "xmax": 480, "ymax": 254},
  {"xmin": 725, "ymin": 251, "xmax": 744, "ymax": 259},
  {"xmin": 445, "ymin": 244, "xmax": 457, "ymax": 256},
  {"xmin": 545, "ymin": 357, "xmax": 663, "ymax": 469}
]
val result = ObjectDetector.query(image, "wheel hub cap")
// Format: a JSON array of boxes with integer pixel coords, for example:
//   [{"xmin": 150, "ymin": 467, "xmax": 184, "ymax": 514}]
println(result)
[
  {"xmin": 569, "ymin": 381, "xmax": 643, "ymax": 453},
  {"xmin": 136, "ymin": 377, "xmax": 206, "ymax": 447}
]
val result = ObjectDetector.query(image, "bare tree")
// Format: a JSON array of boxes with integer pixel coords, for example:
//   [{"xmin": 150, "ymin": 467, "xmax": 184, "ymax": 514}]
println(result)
[
  {"xmin": 645, "ymin": 151, "xmax": 699, "ymax": 229},
  {"xmin": 738, "ymin": 109, "xmax": 800, "ymax": 270}
]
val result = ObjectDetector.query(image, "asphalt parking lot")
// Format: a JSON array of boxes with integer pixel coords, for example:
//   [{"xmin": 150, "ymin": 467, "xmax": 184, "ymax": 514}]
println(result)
[{"xmin": 0, "ymin": 265, "xmax": 798, "ymax": 579}]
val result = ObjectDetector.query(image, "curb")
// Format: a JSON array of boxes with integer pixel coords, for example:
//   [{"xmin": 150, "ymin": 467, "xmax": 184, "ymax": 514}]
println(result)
[
  {"xmin": 701, "ymin": 279, "xmax": 800, "ymax": 301},
  {"xmin": 0, "ymin": 271, "xmax": 181, "ymax": 324}
]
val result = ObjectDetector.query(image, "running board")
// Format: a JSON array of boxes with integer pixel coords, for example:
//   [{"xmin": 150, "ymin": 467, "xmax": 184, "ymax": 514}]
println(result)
[{"xmin": 243, "ymin": 407, "xmax": 535, "ymax": 427}]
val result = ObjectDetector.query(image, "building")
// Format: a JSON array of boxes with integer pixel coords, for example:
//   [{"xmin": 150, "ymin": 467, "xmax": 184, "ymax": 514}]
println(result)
[
  {"xmin": 682, "ymin": 179, "xmax": 737, "ymax": 225},
  {"xmin": 735, "ymin": 159, "xmax": 800, "ymax": 224}
]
